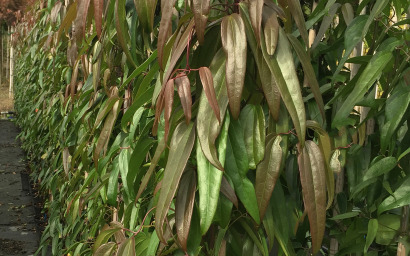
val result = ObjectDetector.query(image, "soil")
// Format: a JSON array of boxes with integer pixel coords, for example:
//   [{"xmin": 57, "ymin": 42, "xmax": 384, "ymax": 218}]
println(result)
[{"xmin": 0, "ymin": 120, "xmax": 39, "ymax": 256}]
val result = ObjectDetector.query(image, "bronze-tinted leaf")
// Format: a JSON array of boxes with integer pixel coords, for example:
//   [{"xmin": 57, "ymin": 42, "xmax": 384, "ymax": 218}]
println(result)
[
  {"xmin": 50, "ymin": 1, "xmax": 62, "ymax": 24},
  {"xmin": 155, "ymin": 122, "xmax": 196, "ymax": 244},
  {"xmin": 93, "ymin": 0, "xmax": 104, "ymax": 38},
  {"xmin": 175, "ymin": 169, "xmax": 196, "ymax": 251},
  {"xmin": 192, "ymin": 0, "xmax": 210, "ymax": 45},
  {"xmin": 134, "ymin": 0, "xmax": 158, "ymax": 32},
  {"xmin": 197, "ymin": 50, "xmax": 228, "ymax": 171},
  {"xmin": 199, "ymin": 66, "xmax": 220, "ymax": 123},
  {"xmin": 74, "ymin": 0, "xmax": 91, "ymax": 43},
  {"xmin": 164, "ymin": 79, "xmax": 174, "ymax": 142},
  {"xmin": 249, "ymin": 0, "xmax": 263, "ymax": 44},
  {"xmin": 94, "ymin": 242, "xmax": 117, "ymax": 256},
  {"xmin": 221, "ymin": 13, "xmax": 247, "ymax": 119},
  {"xmin": 158, "ymin": 0, "xmax": 177, "ymax": 69},
  {"xmin": 175, "ymin": 75, "xmax": 192, "ymax": 124},
  {"xmin": 117, "ymin": 237, "xmax": 135, "ymax": 256},
  {"xmin": 255, "ymin": 135, "xmax": 282, "ymax": 221},
  {"xmin": 298, "ymin": 141, "xmax": 326, "ymax": 254},
  {"xmin": 264, "ymin": 12, "xmax": 279, "ymax": 55},
  {"xmin": 57, "ymin": 1, "xmax": 77, "ymax": 44},
  {"xmin": 220, "ymin": 176, "xmax": 238, "ymax": 209},
  {"xmin": 287, "ymin": 0, "xmax": 309, "ymax": 47}
]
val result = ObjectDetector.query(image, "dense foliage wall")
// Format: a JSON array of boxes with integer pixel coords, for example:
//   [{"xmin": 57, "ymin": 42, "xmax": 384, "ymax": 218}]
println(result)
[{"xmin": 13, "ymin": 0, "xmax": 409, "ymax": 255}]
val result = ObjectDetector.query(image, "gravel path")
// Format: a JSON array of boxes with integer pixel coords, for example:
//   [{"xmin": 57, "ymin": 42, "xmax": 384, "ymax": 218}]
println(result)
[{"xmin": 0, "ymin": 120, "xmax": 39, "ymax": 256}]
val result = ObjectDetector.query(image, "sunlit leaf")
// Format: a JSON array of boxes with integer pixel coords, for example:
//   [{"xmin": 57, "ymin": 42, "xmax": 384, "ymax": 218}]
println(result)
[
  {"xmin": 175, "ymin": 74, "xmax": 192, "ymax": 124},
  {"xmin": 158, "ymin": 0, "xmax": 177, "ymax": 69},
  {"xmin": 93, "ymin": 0, "xmax": 104, "ymax": 38},
  {"xmin": 249, "ymin": 0, "xmax": 263, "ymax": 44},
  {"xmin": 117, "ymin": 237, "xmax": 136, "ymax": 256},
  {"xmin": 199, "ymin": 67, "xmax": 220, "ymax": 123},
  {"xmin": 192, "ymin": 0, "xmax": 210, "ymax": 44}
]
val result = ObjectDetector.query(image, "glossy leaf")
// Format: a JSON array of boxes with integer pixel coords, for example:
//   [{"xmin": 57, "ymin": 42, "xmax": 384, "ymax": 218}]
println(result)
[
  {"xmin": 155, "ymin": 122, "xmax": 195, "ymax": 244},
  {"xmin": 221, "ymin": 13, "xmax": 247, "ymax": 119},
  {"xmin": 255, "ymin": 135, "xmax": 282, "ymax": 221},
  {"xmin": 239, "ymin": 104, "xmax": 265, "ymax": 169},
  {"xmin": 298, "ymin": 141, "xmax": 326, "ymax": 254},
  {"xmin": 249, "ymin": 0, "xmax": 263, "ymax": 44},
  {"xmin": 175, "ymin": 75, "xmax": 192, "ymax": 124},
  {"xmin": 197, "ymin": 51, "xmax": 228, "ymax": 171},
  {"xmin": 264, "ymin": 12, "xmax": 279, "ymax": 55},
  {"xmin": 261, "ymin": 27, "xmax": 306, "ymax": 146},
  {"xmin": 164, "ymin": 79, "xmax": 174, "ymax": 142},
  {"xmin": 93, "ymin": 228, "xmax": 122, "ymax": 252},
  {"xmin": 364, "ymin": 219, "xmax": 378, "ymax": 254},
  {"xmin": 199, "ymin": 66, "xmax": 221, "ymax": 123},
  {"xmin": 117, "ymin": 237, "xmax": 136, "ymax": 256},
  {"xmin": 287, "ymin": 0, "xmax": 309, "ymax": 47},
  {"xmin": 175, "ymin": 169, "xmax": 196, "ymax": 251},
  {"xmin": 362, "ymin": 157, "xmax": 397, "ymax": 182},
  {"xmin": 192, "ymin": 0, "xmax": 210, "ymax": 44}
]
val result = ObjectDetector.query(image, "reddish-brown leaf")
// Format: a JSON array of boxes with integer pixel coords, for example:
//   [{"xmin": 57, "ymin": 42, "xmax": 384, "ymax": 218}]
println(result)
[
  {"xmin": 50, "ymin": 1, "xmax": 62, "ymax": 24},
  {"xmin": 192, "ymin": 0, "xmax": 210, "ymax": 45},
  {"xmin": 264, "ymin": 12, "xmax": 279, "ymax": 55},
  {"xmin": 175, "ymin": 74, "xmax": 192, "ymax": 124},
  {"xmin": 93, "ymin": 0, "xmax": 103, "ymax": 39},
  {"xmin": 249, "ymin": 0, "xmax": 263, "ymax": 44},
  {"xmin": 220, "ymin": 176, "xmax": 239, "ymax": 209},
  {"xmin": 164, "ymin": 79, "xmax": 174, "ymax": 142},
  {"xmin": 158, "ymin": 0, "xmax": 177, "ymax": 69},
  {"xmin": 74, "ymin": 0, "xmax": 91, "ymax": 43},
  {"xmin": 221, "ymin": 14, "xmax": 247, "ymax": 119},
  {"xmin": 175, "ymin": 169, "xmax": 196, "ymax": 251},
  {"xmin": 298, "ymin": 141, "xmax": 326, "ymax": 254},
  {"xmin": 199, "ymin": 67, "xmax": 221, "ymax": 123}
]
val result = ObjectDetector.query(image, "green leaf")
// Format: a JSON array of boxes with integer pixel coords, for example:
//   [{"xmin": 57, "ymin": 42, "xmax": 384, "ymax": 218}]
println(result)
[
  {"xmin": 332, "ymin": 51, "xmax": 393, "ymax": 128},
  {"xmin": 376, "ymin": 214, "xmax": 400, "ymax": 245},
  {"xmin": 107, "ymin": 157, "xmax": 120, "ymax": 206},
  {"xmin": 155, "ymin": 121, "xmax": 196, "ymax": 244},
  {"xmin": 287, "ymin": 0, "xmax": 309, "ymax": 47},
  {"xmin": 311, "ymin": 3, "xmax": 341, "ymax": 50},
  {"xmin": 93, "ymin": 228, "xmax": 122, "ymax": 252},
  {"xmin": 197, "ymin": 50, "xmax": 228, "ymax": 171},
  {"xmin": 134, "ymin": 0, "xmax": 158, "ymax": 32},
  {"xmin": 255, "ymin": 135, "xmax": 282, "ymax": 221},
  {"xmin": 362, "ymin": 157, "xmax": 397, "ymax": 181},
  {"xmin": 288, "ymin": 35, "xmax": 325, "ymax": 121},
  {"xmin": 192, "ymin": 0, "xmax": 210, "ymax": 44},
  {"xmin": 378, "ymin": 176, "xmax": 410, "ymax": 215},
  {"xmin": 225, "ymin": 119, "xmax": 260, "ymax": 224},
  {"xmin": 364, "ymin": 219, "xmax": 378, "ymax": 254},
  {"xmin": 94, "ymin": 242, "xmax": 117, "ymax": 256},
  {"xmin": 298, "ymin": 141, "xmax": 327, "ymax": 254},
  {"xmin": 175, "ymin": 169, "xmax": 196, "ymax": 251},
  {"xmin": 239, "ymin": 105, "xmax": 265, "ymax": 169},
  {"xmin": 221, "ymin": 13, "xmax": 247, "ymax": 119},
  {"xmin": 115, "ymin": 0, "xmax": 137, "ymax": 67},
  {"xmin": 330, "ymin": 211, "xmax": 360, "ymax": 220},
  {"xmin": 117, "ymin": 237, "xmax": 136, "ymax": 256},
  {"xmin": 119, "ymin": 149, "xmax": 131, "ymax": 198},
  {"xmin": 261, "ymin": 26, "xmax": 306, "ymax": 146},
  {"xmin": 197, "ymin": 113, "xmax": 230, "ymax": 235}
]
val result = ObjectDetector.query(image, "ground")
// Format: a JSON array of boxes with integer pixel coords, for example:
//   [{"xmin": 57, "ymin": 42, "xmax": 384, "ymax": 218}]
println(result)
[{"xmin": 0, "ymin": 120, "xmax": 39, "ymax": 255}]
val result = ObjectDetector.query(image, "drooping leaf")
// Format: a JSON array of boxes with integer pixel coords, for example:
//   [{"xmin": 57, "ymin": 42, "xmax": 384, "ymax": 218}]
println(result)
[
  {"xmin": 261, "ymin": 27, "xmax": 306, "ymax": 146},
  {"xmin": 93, "ymin": 0, "xmax": 103, "ymax": 38},
  {"xmin": 298, "ymin": 141, "xmax": 326, "ymax": 254},
  {"xmin": 221, "ymin": 13, "xmax": 247, "ymax": 119},
  {"xmin": 364, "ymin": 219, "xmax": 378, "ymax": 254},
  {"xmin": 239, "ymin": 104, "xmax": 265, "ymax": 169},
  {"xmin": 255, "ymin": 135, "xmax": 282, "ymax": 221},
  {"xmin": 288, "ymin": 35, "xmax": 325, "ymax": 121},
  {"xmin": 175, "ymin": 169, "xmax": 197, "ymax": 251},
  {"xmin": 175, "ymin": 74, "xmax": 192, "ymax": 124},
  {"xmin": 225, "ymin": 119, "xmax": 260, "ymax": 224},
  {"xmin": 375, "ymin": 214, "xmax": 400, "ymax": 245},
  {"xmin": 155, "ymin": 122, "xmax": 196, "ymax": 244},
  {"xmin": 197, "ymin": 50, "xmax": 228, "ymax": 171},
  {"xmin": 287, "ymin": 0, "xmax": 309, "ymax": 47},
  {"xmin": 115, "ymin": 0, "xmax": 137, "ymax": 67},
  {"xmin": 249, "ymin": 0, "xmax": 263, "ymax": 44},
  {"xmin": 73, "ymin": 0, "xmax": 91, "ymax": 43},
  {"xmin": 332, "ymin": 51, "xmax": 393, "ymax": 129},
  {"xmin": 107, "ymin": 157, "xmax": 120, "ymax": 206},
  {"xmin": 164, "ymin": 79, "xmax": 175, "ymax": 142},
  {"xmin": 134, "ymin": 0, "xmax": 158, "ymax": 32},
  {"xmin": 57, "ymin": 1, "xmax": 77, "ymax": 44},
  {"xmin": 311, "ymin": 3, "xmax": 341, "ymax": 50},
  {"xmin": 198, "ymin": 67, "xmax": 220, "ymax": 123},
  {"xmin": 93, "ymin": 228, "xmax": 122, "ymax": 252},
  {"xmin": 378, "ymin": 176, "xmax": 410, "ymax": 215},
  {"xmin": 192, "ymin": 0, "xmax": 210, "ymax": 44},
  {"xmin": 158, "ymin": 0, "xmax": 177, "ymax": 69},
  {"xmin": 117, "ymin": 237, "xmax": 136, "ymax": 256},
  {"xmin": 94, "ymin": 242, "xmax": 117, "ymax": 256},
  {"xmin": 197, "ymin": 113, "xmax": 230, "ymax": 235},
  {"xmin": 264, "ymin": 12, "xmax": 279, "ymax": 55},
  {"xmin": 220, "ymin": 176, "xmax": 238, "ymax": 209}
]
